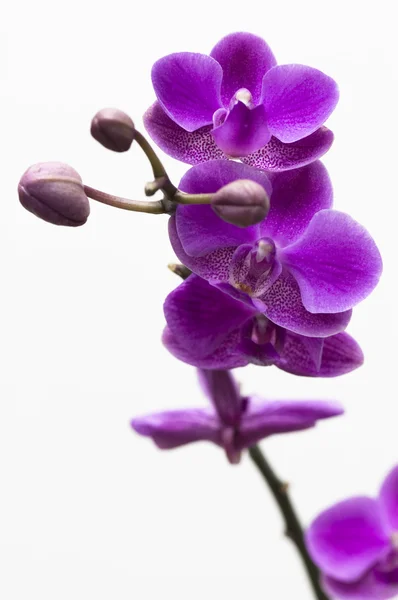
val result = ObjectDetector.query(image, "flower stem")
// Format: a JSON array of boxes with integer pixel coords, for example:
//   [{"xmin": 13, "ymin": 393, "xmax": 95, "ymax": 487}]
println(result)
[
  {"xmin": 134, "ymin": 130, "xmax": 177, "ymax": 198},
  {"xmin": 248, "ymin": 445, "xmax": 330, "ymax": 600},
  {"xmin": 84, "ymin": 185, "xmax": 167, "ymax": 214}
]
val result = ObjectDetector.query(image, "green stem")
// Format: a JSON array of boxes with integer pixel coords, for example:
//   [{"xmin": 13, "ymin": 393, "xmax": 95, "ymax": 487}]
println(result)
[
  {"xmin": 248, "ymin": 445, "xmax": 330, "ymax": 600},
  {"xmin": 84, "ymin": 185, "xmax": 166, "ymax": 214},
  {"xmin": 134, "ymin": 130, "xmax": 177, "ymax": 198}
]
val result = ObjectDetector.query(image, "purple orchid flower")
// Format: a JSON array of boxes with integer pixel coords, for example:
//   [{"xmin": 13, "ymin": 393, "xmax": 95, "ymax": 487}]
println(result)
[
  {"xmin": 144, "ymin": 32, "xmax": 338, "ymax": 171},
  {"xmin": 169, "ymin": 160, "xmax": 382, "ymax": 338},
  {"xmin": 131, "ymin": 369, "xmax": 344, "ymax": 464},
  {"xmin": 163, "ymin": 273, "xmax": 363, "ymax": 376},
  {"xmin": 306, "ymin": 466, "xmax": 398, "ymax": 600}
]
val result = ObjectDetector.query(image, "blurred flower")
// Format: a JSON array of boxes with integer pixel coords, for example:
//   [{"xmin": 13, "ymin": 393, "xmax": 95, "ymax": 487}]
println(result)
[
  {"xmin": 306, "ymin": 466, "xmax": 398, "ymax": 600},
  {"xmin": 90, "ymin": 108, "xmax": 135, "ymax": 152},
  {"xmin": 131, "ymin": 369, "xmax": 343, "ymax": 464},
  {"xmin": 145, "ymin": 32, "xmax": 337, "ymax": 171},
  {"xmin": 163, "ymin": 274, "xmax": 363, "ymax": 375},
  {"xmin": 18, "ymin": 162, "xmax": 90, "ymax": 226},
  {"xmin": 170, "ymin": 160, "xmax": 382, "ymax": 337}
]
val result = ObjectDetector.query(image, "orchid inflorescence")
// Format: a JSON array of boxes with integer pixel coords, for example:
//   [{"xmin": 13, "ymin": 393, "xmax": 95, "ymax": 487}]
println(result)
[{"xmin": 18, "ymin": 32, "xmax": 397, "ymax": 600}]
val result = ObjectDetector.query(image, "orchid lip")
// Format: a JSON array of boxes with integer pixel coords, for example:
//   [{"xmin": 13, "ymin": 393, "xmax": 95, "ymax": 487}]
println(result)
[{"xmin": 229, "ymin": 238, "xmax": 279, "ymax": 298}]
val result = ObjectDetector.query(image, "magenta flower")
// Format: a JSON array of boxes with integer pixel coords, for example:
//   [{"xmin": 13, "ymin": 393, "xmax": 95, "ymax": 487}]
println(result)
[
  {"xmin": 163, "ymin": 273, "xmax": 363, "ymax": 376},
  {"xmin": 144, "ymin": 32, "xmax": 338, "ymax": 171},
  {"xmin": 131, "ymin": 369, "xmax": 344, "ymax": 464},
  {"xmin": 169, "ymin": 160, "xmax": 382, "ymax": 338},
  {"xmin": 306, "ymin": 466, "xmax": 398, "ymax": 600}
]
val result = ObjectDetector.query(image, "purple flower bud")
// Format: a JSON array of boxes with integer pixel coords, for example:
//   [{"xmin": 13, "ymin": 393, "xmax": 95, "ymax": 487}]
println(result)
[
  {"xmin": 90, "ymin": 108, "xmax": 135, "ymax": 152},
  {"xmin": 18, "ymin": 162, "xmax": 90, "ymax": 226},
  {"xmin": 211, "ymin": 179, "xmax": 270, "ymax": 227}
]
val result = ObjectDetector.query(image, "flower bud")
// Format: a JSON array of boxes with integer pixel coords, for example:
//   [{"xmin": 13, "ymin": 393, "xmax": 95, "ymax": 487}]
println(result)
[
  {"xmin": 90, "ymin": 108, "xmax": 135, "ymax": 152},
  {"xmin": 18, "ymin": 162, "xmax": 90, "ymax": 226},
  {"xmin": 211, "ymin": 179, "xmax": 270, "ymax": 227}
]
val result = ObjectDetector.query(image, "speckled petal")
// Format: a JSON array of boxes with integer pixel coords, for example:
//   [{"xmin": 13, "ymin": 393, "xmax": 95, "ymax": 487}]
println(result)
[
  {"xmin": 306, "ymin": 497, "xmax": 390, "ymax": 582},
  {"xmin": 210, "ymin": 32, "xmax": 276, "ymax": 106},
  {"xmin": 169, "ymin": 214, "xmax": 237, "ymax": 281},
  {"xmin": 144, "ymin": 102, "xmax": 226, "ymax": 165},
  {"xmin": 164, "ymin": 274, "xmax": 255, "ymax": 358},
  {"xmin": 152, "ymin": 53, "xmax": 223, "ymax": 131},
  {"xmin": 278, "ymin": 331, "xmax": 364, "ymax": 377},
  {"xmin": 260, "ymin": 161, "xmax": 333, "ymax": 247},
  {"xmin": 131, "ymin": 408, "xmax": 221, "ymax": 449},
  {"xmin": 259, "ymin": 269, "xmax": 352, "ymax": 337},
  {"xmin": 282, "ymin": 210, "xmax": 383, "ymax": 313},
  {"xmin": 242, "ymin": 127, "xmax": 334, "ymax": 172},
  {"xmin": 261, "ymin": 64, "xmax": 339, "ymax": 143}
]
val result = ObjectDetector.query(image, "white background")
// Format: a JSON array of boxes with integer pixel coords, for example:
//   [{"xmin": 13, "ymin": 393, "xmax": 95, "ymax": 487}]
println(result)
[{"xmin": 2, "ymin": 1, "xmax": 398, "ymax": 598}]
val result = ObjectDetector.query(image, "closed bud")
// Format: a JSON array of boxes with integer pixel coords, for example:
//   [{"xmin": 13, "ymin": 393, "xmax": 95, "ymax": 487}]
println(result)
[
  {"xmin": 90, "ymin": 108, "xmax": 135, "ymax": 152},
  {"xmin": 211, "ymin": 179, "xmax": 270, "ymax": 227},
  {"xmin": 18, "ymin": 162, "xmax": 90, "ymax": 226}
]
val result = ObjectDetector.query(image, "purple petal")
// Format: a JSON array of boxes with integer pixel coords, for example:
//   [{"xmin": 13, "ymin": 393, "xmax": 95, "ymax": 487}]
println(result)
[
  {"xmin": 306, "ymin": 497, "xmax": 390, "ymax": 582},
  {"xmin": 259, "ymin": 269, "xmax": 352, "ymax": 337},
  {"xmin": 179, "ymin": 159, "xmax": 272, "ymax": 196},
  {"xmin": 169, "ymin": 215, "xmax": 237, "ymax": 281},
  {"xmin": 197, "ymin": 370, "xmax": 242, "ymax": 426},
  {"xmin": 237, "ymin": 398, "xmax": 343, "ymax": 449},
  {"xmin": 242, "ymin": 127, "xmax": 334, "ymax": 172},
  {"xmin": 379, "ymin": 466, "xmax": 398, "ymax": 533},
  {"xmin": 278, "ymin": 331, "xmax": 364, "ymax": 377},
  {"xmin": 144, "ymin": 102, "xmax": 226, "ymax": 165},
  {"xmin": 164, "ymin": 274, "xmax": 254, "ymax": 358},
  {"xmin": 212, "ymin": 102, "xmax": 271, "ymax": 157},
  {"xmin": 152, "ymin": 53, "xmax": 223, "ymax": 131},
  {"xmin": 282, "ymin": 210, "xmax": 383, "ymax": 313},
  {"xmin": 175, "ymin": 160, "xmax": 272, "ymax": 256},
  {"xmin": 261, "ymin": 64, "xmax": 339, "ymax": 143},
  {"xmin": 260, "ymin": 161, "xmax": 333, "ymax": 247},
  {"xmin": 162, "ymin": 326, "xmax": 248, "ymax": 370},
  {"xmin": 323, "ymin": 571, "xmax": 398, "ymax": 600},
  {"xmin": 210, "ymin": 32, "xmax": 276, "ymax": 106},
  {"xmin": 131, "ymin": 408, "xmax": 220, "ymax": 449}
]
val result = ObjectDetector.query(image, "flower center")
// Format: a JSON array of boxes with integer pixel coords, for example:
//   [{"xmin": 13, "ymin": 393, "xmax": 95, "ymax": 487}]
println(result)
[
  {"xmin": 229, "ymin": 238, "xmax": 280, "ymax": 298},
  {"xmin": 375, "ymin": 545, "xmax": 398, "ymax": 585},
  {"xmin": 392, "ymin": 532, "xmax": 398, "ymax": 549}
]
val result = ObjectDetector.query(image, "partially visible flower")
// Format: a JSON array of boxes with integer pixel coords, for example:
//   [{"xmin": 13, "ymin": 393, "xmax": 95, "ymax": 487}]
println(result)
[
  {"xmin": 18, "ymin": 162, "xmax": 90, "ymax": 226},
  {"xmin": 170, "ymin": 160, "xmax": 382, "ymax": 337},
  {"xmin": 163, "ymin": 274, "xmax": 363, "ymax": 376},
  {"xmin": 306, "ymin": 466, "xmax": 398, "ymax": 600},
  {"xmin": 145, "ymin": 32, "xmax": 337, "ymax": 171},
  {"xmin": 90, "ymin": 108, "xmax": 135, "ymax": 152},
  {"xmin": 131, "ymin": 369, "xmax": 344, "ymax": 464}
]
